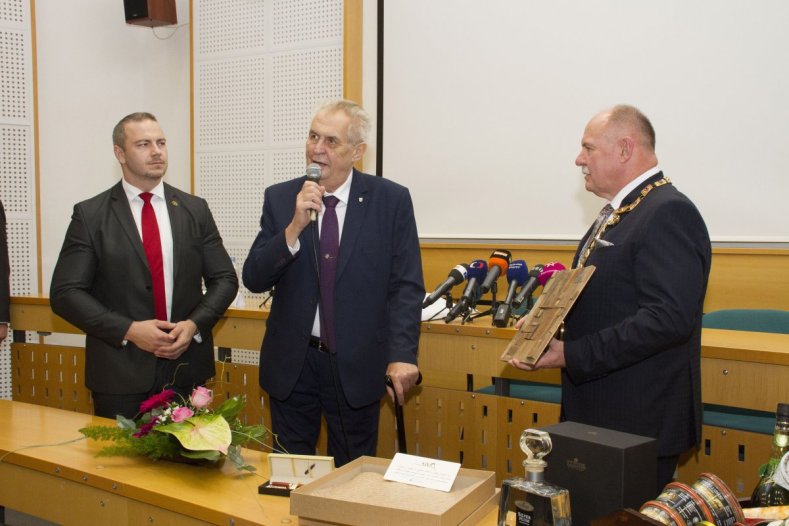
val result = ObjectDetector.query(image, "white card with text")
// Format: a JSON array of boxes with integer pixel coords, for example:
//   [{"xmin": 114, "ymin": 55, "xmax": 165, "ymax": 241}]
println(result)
[{"xmin": 383, "ymin": 452, "xmax": 461, "ymax": 492}]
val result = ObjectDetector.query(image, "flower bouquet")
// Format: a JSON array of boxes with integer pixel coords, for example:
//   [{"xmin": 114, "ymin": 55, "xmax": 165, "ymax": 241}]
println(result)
[{"xmin": 80, "ymin": 387, "xmax": 269, "ymax": 471}]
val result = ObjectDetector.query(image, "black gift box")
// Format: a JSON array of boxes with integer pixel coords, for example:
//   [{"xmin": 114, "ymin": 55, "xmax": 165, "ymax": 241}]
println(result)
[{"xmin": 541, "ymin": 421, "xmax": 657, "ymax": 526}]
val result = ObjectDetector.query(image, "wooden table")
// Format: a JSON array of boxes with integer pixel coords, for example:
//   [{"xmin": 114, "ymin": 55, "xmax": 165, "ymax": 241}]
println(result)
[
  {"xmin": 0, "ymin": 399, "xmax": 294, "ymax": 526},
  {"xmin": 0, "ymin": 400, "xmax": 499, "ymax": 525}
]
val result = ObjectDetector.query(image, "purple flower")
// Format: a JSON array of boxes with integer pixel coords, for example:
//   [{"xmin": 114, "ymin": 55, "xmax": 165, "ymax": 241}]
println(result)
[
  {"xmin": 133, "ymin": 422, "xmax": 156, "ymax": 438},
  {"xmin": 139, "ymin": 389, "xmax": 176, "ymax": 413}
]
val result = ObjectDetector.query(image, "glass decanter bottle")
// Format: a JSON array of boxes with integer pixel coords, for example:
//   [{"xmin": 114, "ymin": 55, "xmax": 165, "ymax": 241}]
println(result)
[
  {"xmin": 498, "ymin": 428, "xmax": 572, "ymax": 526},
  {"xmin": 751, "ymin": 402, "xmax": 789, "ymax": 506}
]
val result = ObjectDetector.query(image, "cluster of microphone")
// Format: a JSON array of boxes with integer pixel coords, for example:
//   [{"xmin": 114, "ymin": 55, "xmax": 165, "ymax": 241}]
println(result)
[{"xmin": 421, "ymin": 249, "xmax": 566, "ymax": 326}]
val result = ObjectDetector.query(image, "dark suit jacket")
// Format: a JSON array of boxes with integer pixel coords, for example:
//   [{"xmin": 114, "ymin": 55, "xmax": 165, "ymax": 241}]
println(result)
[
  {"xmin": 0, "ymin": 200, "xmax": 9, "ymax": 324},
  {"xmin": 243, "ymin": 170, "xmax": 424, "ymax": 408},
  {"xmin": 50, "ymin": 182, "xmax": 238, "ymax": 394},
  {"xmin": 563, "ymin": 173, "xmax": 711, "ymax": 457}
]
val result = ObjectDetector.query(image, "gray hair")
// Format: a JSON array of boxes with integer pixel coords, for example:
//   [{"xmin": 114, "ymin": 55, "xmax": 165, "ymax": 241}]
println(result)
[
  {"xmin": 112, "ymin": 112, "xmax": 158, "ymax": 147},
  {"xmin": 607, "ymin": 104, "xmax": 656, "ymax": 151},
  {"xmin": 314, "ymin": 99, "xmax": 370, "ymax": 145}
]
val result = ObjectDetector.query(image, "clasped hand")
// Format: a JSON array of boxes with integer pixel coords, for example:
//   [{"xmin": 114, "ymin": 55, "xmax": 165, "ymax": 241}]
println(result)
[{"xmin": 124, "ymin": 319, "xmax": 198, "ymax": 359}]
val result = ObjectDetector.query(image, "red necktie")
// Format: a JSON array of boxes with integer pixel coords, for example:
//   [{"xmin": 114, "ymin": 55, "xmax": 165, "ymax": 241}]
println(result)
[{"xmin": 140, "ymin": 192, "xmax": 167, "ymax": 321}]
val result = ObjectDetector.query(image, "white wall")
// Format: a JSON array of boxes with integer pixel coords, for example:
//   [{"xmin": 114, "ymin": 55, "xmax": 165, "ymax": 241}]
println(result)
[
  {"xmin": 361, "ymin": 0, "xmax": 377, "ymax": 171},
  {"xmin": 381, "ymin": 1, "xmax": 789, "ymax": 243},
  {"xmin": 36, "ymin": 0, "xmax": 191, "ymax": 292}
]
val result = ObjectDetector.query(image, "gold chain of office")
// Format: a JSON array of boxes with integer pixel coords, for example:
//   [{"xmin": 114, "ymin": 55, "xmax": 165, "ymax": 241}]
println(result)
[{"xmin": 598, "ymin": 177, "xmax": 671, "ymax": 236}]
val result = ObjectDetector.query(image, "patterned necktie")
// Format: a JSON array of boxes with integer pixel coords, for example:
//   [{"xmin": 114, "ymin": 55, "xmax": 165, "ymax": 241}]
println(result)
[
  {"xmin": 319, "ymin": 195, "xmax": 340, "ymax": 352},
  {"xmin": 140, "ymin": 192, "xmax": 167, "ymax": 321},
  {"xmin": 576, "ymin": 204, "xmax": 614, "ymax": 268}
]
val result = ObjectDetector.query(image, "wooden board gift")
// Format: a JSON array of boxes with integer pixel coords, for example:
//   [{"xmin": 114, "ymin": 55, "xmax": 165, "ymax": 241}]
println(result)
[{"xmin": 500, "ymin": 266, "xmax": 596, "ymax": 366}]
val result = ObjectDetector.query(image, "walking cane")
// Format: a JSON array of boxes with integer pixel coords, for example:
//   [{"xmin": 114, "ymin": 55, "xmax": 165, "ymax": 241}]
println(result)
[{"xmin": 385, "ymin": 372, "xmax": 422, "ymax": 454}]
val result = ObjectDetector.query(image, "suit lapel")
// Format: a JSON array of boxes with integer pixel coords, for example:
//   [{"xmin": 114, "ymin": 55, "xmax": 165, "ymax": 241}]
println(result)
[
  {"xmin": 336, "ymin": 170, "xmax": 369, "ymax": 280},
  {"xmin": 164, "ymin": 184, "xmax": 183, "ymax": 282},
  {"xmin": 110, "ymin": 182, "xmax": 149, "ymax": 269}
]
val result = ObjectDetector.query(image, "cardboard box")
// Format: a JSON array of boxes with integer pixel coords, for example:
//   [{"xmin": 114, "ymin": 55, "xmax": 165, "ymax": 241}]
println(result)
[
  {"xmin": 290, "ymin": 456, "xmax": 496, "ymax": 526},
  {"xmin": 541, "ymin": 421, "xmax": 657, "ymax": 526}
]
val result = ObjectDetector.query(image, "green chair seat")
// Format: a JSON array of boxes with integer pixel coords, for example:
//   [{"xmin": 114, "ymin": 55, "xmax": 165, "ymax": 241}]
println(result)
[
  {"xmin": 702, "ymin": 309, "xmax": 789, "ymax": 334},
  {"xmin": 476, "ymin": 380, "xmax": 562, "ymax": 404}
]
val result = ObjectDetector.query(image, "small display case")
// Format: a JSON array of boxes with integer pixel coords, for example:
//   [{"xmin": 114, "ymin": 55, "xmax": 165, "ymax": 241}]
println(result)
[{"xmin": 258, "ymin": 453, "xmax": 335, "ymax": 497}]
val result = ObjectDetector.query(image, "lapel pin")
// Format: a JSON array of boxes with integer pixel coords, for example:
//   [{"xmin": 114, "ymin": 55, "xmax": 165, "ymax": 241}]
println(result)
[
  {"xmin": 359, "ymin": 197, "xmax": 364, "ymax": 203},
  {"xmin": 171, "ymin": 200, "xmax": 178, "ymax": 207}
]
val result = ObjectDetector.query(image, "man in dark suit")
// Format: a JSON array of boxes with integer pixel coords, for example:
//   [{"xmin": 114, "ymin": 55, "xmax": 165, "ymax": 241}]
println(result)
[
  {"xmin": 243, "ymin": 99, "xmax": 424, "ymax": 466},
  {"xmin": 510, "ymin": 105, "xmax": 711, "ymax": 493},
  {"xmin": 51, "ymin": 112, "xmax": 238, "ymax": 418},
  {"xmin": 0, "ymin": 200, "xmax": 9, "ymax": 343}
]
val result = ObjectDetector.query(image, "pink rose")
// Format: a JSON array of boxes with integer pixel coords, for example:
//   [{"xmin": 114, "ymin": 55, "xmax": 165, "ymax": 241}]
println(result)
[
  {"xmin": 172, "ymin": 406, "xmax": 194, "ymax": 423},
  {"xmin": 190, "ymin": 386, "xmax": 213, "ymax": 409}
]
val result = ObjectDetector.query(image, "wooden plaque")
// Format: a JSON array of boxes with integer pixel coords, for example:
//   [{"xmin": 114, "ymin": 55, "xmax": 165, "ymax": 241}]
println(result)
[{"xmin": 500, "ymin": 266, "xmax": 595, "ymax": 365}]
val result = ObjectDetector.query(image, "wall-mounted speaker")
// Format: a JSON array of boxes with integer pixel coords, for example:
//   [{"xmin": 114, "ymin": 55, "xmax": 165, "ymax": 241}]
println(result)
[{"xmin": 124, "ymin": 0, "xmax": 177, "ymax": 27}]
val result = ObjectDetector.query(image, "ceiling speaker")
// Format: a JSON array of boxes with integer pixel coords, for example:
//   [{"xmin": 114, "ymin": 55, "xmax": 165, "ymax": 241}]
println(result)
[{"xmin": 124, "ymin": 0, "xmax": 177, "ymax": 27}]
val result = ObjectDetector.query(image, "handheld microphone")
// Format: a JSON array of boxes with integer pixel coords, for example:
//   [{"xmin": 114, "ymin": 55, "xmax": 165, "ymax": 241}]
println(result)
[
  {"xmin": 480, "ymin": 249, "xmax": 512, "ymax": 294},
  {"xmin": 305, "ymin": 163, "xmax": 322, "ymax": 221},
  {"xmin": 511, "ymin": 264, "xmax": 545, "ymax": 309},
  {"xmin": 422, "ymin": 263, "xmax": 470, "ymax": 308},
  {"xmin": 538, "ymin": 262, "xmax": 567, "ymax": 289},
  {"xmin": 492, "ymin": 260, "xmax": 528, "ymax": 327},
  {"xmin": 445, "ymin": 259, "xmax": 487, "ymax": 323}
]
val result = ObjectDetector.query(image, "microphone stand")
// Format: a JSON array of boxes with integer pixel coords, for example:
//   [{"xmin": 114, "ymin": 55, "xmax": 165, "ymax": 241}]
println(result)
[
  {"xmin": 444, "ymin": 291, "xmax": 454, "ymax": 310},
  {"xmin": 467, "ymin": 281, "xmax": 496, "ymax": 323}
]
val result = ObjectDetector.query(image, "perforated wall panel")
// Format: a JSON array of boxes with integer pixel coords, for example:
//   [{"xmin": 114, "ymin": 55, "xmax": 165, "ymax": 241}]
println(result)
[
  {"xmin": 0, "ymin": 29, "xmax": 30, "ymax": 120},
  {"xmin": 0, "ymin": 0, "xmax": 36, "ymax": 399},
  {"xmin": 271, "ymin": 47, "xmax": 343, "ymax": 144},
  {"xmin": 194, "ymin": 0, "xmax": 343, "ymax": 320},
  {"xmin": 196, "ymin": 0, "xmax": 266, "ymax": 57},
  {"xmin": 195, "ymin": 56, "xmax": 267, "ymax": 148},
  {"xmin": 272, "ymin": 0, "xmax": 342, "ymax": 48}
]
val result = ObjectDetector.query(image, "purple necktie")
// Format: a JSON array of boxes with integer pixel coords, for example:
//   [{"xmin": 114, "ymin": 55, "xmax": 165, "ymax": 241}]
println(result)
[{"xmin": 319, "ymin": 195, "xmax": 340, "ymax": 352}]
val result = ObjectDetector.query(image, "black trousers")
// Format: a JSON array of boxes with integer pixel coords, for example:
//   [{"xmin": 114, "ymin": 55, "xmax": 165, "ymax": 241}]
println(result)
[
  {"xmin": 269, "ymin": 346, "xmax": 380, "ymax": 467},
  {"xmin": 656, "ymin": 454, "xmax": 679, "ymax": 495},
  {"xmin": 91, "ymin": 358, "xmax": 201, "ymax": 419}
]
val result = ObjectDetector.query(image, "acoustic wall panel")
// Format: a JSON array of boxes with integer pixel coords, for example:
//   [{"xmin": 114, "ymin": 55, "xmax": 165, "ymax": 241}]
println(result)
[
  {"xmin": 193, "ymin": 0, "xmax": 344, "ymax": 364},
  {"xmin": 195, "ymin": 56, "xmax": 268, "ymax": 148},
  {"xmin": 271, "ymin": 47, "xmax": 343, "ymax": 144},
  {"xmin": 271, "ymin": 0, "xmax": 342, "ymax": 48},
  {"xmin": 0, "ymin": 0, "xmax": 36, "ymax": 399}
]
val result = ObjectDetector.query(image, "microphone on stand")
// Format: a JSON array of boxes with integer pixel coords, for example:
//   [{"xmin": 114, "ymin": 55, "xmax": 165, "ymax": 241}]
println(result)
[
  {"xmin": 480, "ymin": 249, "xmax": 512, "ymax": 295},
  {"xmin": 306, "ymin": 163, "xmax": 322, "ymax": 221},
  {"xmin": 492, "ymin": 260, "xmax": 528, "ymax": 327},
  {"xmin": 538, "ymin": 262, "xmax": 567, "ymax": 290},
  {"xmin": 512, "ymin": 262, "xmax": 568, "ymax": 310},
  {"xmin": 422, "ymin": 263, "xmax": 470, "ymax": 309},
  {"xmin": 511, "ymin": 264, "xmax": 545, "ymax": 309},
  {"xmin": 445, "ymin": 259, "xmax": 487, "ymax": 323}
]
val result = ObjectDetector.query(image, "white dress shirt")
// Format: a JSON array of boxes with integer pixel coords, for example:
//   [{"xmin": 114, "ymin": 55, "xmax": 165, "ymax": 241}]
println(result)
[{"xmin": 121, "ymin": 179, "xmax": 174, "ymax": 321}]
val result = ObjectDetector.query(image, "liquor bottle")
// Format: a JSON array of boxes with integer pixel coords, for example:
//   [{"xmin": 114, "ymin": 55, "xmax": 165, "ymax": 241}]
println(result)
[
  {"xmin": 499, "ymin": 429, "xmax": 572, "ymax": 526},
  {"xmin": 751, "ymin": 402, "xmax": 789, "ymax": 506}
]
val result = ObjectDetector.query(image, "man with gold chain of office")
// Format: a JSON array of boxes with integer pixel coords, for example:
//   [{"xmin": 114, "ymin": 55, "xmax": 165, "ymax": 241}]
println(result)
[{"xmin": 509, "ymin": 104, "xmax": 711, "ymax": 495}]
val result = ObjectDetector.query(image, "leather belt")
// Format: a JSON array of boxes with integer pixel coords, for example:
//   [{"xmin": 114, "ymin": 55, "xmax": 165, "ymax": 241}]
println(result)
[{"xmin": 308, "ymin": 336, "xmax": 330, "ymax": 353}]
